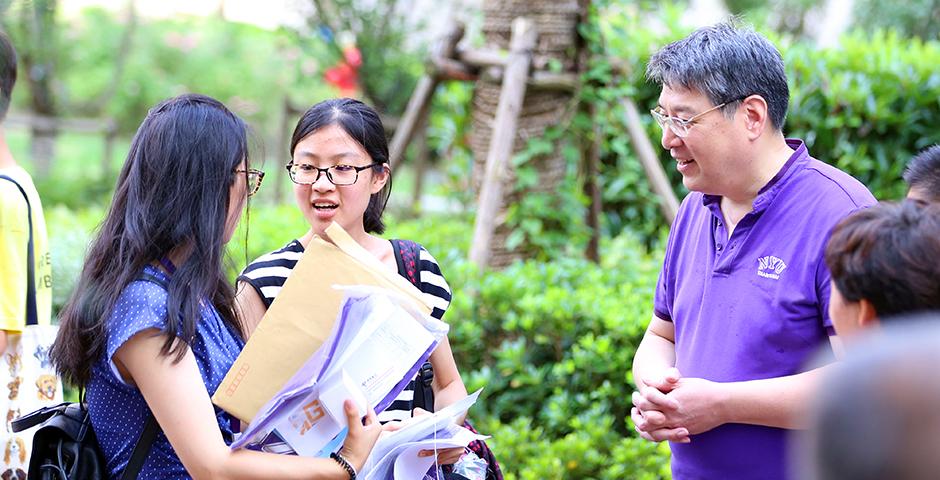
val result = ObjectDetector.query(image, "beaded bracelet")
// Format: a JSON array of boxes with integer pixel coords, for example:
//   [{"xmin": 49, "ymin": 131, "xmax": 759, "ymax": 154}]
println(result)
[{"xmin": 330, "ymin": 452, "xmax": 357, "ymax": 480}]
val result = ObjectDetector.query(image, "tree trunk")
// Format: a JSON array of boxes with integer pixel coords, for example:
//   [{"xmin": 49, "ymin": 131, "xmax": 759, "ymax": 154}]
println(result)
[{"xmin": 469, "ymin": 0, "xmax": 584, "ymax": 269}]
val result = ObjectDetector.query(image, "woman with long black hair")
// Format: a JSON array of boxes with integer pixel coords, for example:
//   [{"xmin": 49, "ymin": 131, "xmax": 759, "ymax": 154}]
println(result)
[{"xmin": 51, "ymin": 93, "xmax": 379, "ymax": 479}]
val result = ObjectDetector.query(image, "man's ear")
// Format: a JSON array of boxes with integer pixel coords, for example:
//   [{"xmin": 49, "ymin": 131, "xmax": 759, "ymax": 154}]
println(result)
[
  {"xmin": 741, "ymin": 95, "xmax": 770, "ymax": 140},
  {"xmin": 857, "ymin": 298, "xmax": 880, "ymax": 329}
]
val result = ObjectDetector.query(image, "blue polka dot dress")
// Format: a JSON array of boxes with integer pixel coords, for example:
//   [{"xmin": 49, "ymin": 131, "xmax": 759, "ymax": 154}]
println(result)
[{"xmin": 85, "ymin": 265, "xmax": 245, "ymax": 479}]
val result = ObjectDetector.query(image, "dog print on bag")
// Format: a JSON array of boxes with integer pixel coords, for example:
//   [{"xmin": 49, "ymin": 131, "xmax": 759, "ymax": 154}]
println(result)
[
  {"xmin": 5, "ymin": 379, "xmax": 19, "ymax": 402},
  {"xmin": 0, "ymin": 468, "xmax": 26, "ymax": 480},
  {"xmin": 4, "ymin": 410, "xmax": 18, "ymax": 434},
  {"xmin": 4, "ymin": 354, "xmax": 19, "ymax": 378},
  {"xmin": 35, "ymin": 375, "xmax": 57, "ymax": 401},
  {"xmin": 2, "ymin": 437, "xmax": 25, "ymax": 466}
]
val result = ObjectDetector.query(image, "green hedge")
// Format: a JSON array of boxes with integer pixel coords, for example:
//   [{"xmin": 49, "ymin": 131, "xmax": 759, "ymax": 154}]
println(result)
[
  {"xmin": 438, "ymin": 236, "xmax": 670, "ymax": 479},
  {"xmin": 784, "ymin": 30, "xmax": 940, "ymax": 199}
]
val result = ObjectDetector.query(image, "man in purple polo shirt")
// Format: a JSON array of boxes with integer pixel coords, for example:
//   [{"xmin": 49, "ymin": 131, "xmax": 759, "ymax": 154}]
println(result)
[{"xmin": 630, "ymin": 22, "xmax": 875, "ymax": 480}]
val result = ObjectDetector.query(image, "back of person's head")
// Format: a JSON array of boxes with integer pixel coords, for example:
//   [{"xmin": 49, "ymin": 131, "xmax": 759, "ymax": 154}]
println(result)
[
  {"xmin": 290, "ymin": 98, "xmax": 390, "ymax": 234},
  {"xmin": 824, "ymin": 201, "xmax": 940, "ymax": 319},
  {"xmin": 646, "ymin": 20, "xmax": 790, "ymax": 131},
  {"xmin": 0, "ymin": 30, "xmax": 17, "ymax": 122},
  {"xmin": 904, "ymin": 144, "xmax": 940, "ymax": 203},
  {"xmin": 52, "ymin": 93, "xmax": 250, "ymax": 387},
  {"xmin": 801, "ymin": 317, "xmax": 940, "ymax": 480}
]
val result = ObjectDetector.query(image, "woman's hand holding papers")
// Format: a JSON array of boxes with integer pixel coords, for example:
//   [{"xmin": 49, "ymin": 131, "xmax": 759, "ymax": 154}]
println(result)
[
  {"xmin": 340, "ymin": 399, "xmax": 382, "ymax": 471},
  {"xmin": 382, "ymin": 408, "xmax": 465, "ymax": 465},
  {"xmin": 417, "ymin": 446, "xmax": 464, "ymax": 465}
]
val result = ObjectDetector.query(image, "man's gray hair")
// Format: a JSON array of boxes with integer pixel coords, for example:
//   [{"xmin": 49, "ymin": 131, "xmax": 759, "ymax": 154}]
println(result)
[{"xmin": 646, "ymin": 21, "xmax": 789, "ymax": 131}]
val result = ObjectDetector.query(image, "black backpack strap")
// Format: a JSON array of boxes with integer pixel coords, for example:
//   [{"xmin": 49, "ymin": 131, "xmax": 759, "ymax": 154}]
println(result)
[
  {"xmin": 413, "ymin": 361, "xmax": 435, "ymax": 413},
  {"xmin": 121, "ymin": 414, "xmax": 159, "ymax": 480},
  {"xmin": 13, "ymin": 402, "xmax": 159, "ymax": 478},
  {"xmin": 10, "ymin": 402, "xmax": 67, "ymax": 432},
  {"xmin": 391, "ymin": 239, "xmax": 422, "ymax": 289},
  {"xmin": 391, "ymin": 239, "xmax": 436, "ymax": 413},
  {"xmin": 138, "ymin": 271, "xmax": 169, "ymax": 289},
  {"xmin": 0, "ymin": 174, "xmax": 38, "ymax": 326}
]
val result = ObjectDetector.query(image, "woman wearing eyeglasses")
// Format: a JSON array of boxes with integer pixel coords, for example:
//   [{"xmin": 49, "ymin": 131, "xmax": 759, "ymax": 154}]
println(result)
[
  {"xmin": 236, "ymin": 98, "xmax": 470, "ymax": 467},
  {"xmin": 51, "ymin": 94, "xmax": 381, "ymax": 479}
]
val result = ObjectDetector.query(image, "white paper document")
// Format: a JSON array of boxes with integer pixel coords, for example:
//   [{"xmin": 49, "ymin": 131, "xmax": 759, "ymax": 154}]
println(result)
[
  {"xmin": 360, "ymin": 389, "xmax": 488, "ymax": 480},
  {"xmin": 377, "ymin": 426, "xmax": 482, "ymax": 480}
]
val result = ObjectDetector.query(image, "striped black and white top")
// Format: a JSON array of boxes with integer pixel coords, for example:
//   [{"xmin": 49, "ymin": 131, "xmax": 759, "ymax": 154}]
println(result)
[{"xmin": 237, "ymin": 239, "xmax": 452, "ymax": 423}]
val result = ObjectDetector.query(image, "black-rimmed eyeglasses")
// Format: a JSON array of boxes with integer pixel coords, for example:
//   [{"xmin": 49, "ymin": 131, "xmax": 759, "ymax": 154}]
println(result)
[{"xmin": 286, "ymin": 163, "xmax": 381, "ymax": 186}]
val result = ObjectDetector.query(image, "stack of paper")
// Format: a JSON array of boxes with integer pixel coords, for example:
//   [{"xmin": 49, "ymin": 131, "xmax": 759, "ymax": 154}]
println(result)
[
  {"xmin": 216, "ymin": 222, "xmax": 492, "ymax": 476},
  {"xmin": 232, "ymin": 285, "xmax": 449, "ymax": 457},
  {"xmin": 214, "ymin": 223, "xmax": 433, "ymax": 423},
  {"xmin": 361, "ymin": 390, "xmax": 487, "ymax": 480}
]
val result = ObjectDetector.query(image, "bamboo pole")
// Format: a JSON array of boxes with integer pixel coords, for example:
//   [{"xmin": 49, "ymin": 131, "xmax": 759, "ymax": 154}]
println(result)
[
  {"xmin": 468, "ymin": 18, "xmax": 538, "ymax": 269},
  {"xmin": 620, "ymin": 98, "xmax": 679, "ymax": 224},
  {"xmin": 272, "ymin": 97, "xmax": 294, "ymax": 203},
  {"xmin": 409, "ymin": 125, "xmax": 429, "ymax": 214},
  {"xmin": 457, "ymin": 47, "xmax": 508, "ymax": 69},
  {"xmin": 388, "ymin": 23, "xmax": 464, "ymax": 168},
  {"xmin": 583, "ymin": 103, "xmax": 602, "ymax": 263}
]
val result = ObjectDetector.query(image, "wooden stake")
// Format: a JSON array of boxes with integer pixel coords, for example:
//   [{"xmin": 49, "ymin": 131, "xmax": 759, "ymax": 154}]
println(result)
[
  {"xmin": 468, "ymin": 17, "xmax": 538, "ymax": 269},
  {"xmin": 620, "ymin": 98, "xmax": 679, "ymax": 224},
  {"xmin": 272, "ymin": 97, "xmax": 294, "ymax": 203},
  {"xmin": 388, "ymin": 23, "xmax": 464, "ymax": 168},
  {"xmin": 583, "ymin": 103, "xmax": 602, "ymax": 263},
  {"xmin": 409, "ymin": 124, "xmax": 429, "ymax": 214}
]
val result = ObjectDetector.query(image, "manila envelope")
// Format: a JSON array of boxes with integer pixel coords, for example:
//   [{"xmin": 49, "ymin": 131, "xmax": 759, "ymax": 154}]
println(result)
[{"xmin": 213, "ymin": 222, "xmax": 433, "ymax": 422}]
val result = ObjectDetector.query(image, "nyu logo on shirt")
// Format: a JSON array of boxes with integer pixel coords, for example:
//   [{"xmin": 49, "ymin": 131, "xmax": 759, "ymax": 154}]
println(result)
[{"xmin": 757, "ymin": 255, "xmax": 787, "ymax": 280}]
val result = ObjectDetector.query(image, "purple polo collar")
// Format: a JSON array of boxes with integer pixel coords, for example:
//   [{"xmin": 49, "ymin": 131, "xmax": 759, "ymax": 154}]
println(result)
[{"xmin": 702, "ymin": 139, "xmax": 808, "ymax": 213}]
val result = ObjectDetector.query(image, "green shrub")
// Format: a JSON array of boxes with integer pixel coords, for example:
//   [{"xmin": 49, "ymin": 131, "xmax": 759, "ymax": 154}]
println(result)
[
  {"xmin": 784, "ymin": 30, "xmax": 940, "ymax": 199},
  {"xmin": 45, "ymin": 205, "xmax": 105, "ymax": 316},
  {"xmin": 422, "ymin": 230, "xmax": 670, "ymax": 478}
]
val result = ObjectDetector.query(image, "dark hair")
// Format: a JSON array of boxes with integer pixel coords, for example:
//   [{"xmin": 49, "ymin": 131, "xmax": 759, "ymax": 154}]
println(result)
[
  {"xmin": 290, "ymin": 98, "xmax": 391, "ymax": 234},
  {"xmin": 903, "ymin": 144, "xmax": 940, "ymax": 203},
  {"xmin": 824, "ymin": 201, "xmax": 940, "ymax": 319},
  {"xmin": 646, "ymin": 20, "xmax": 790, "ymax": 131},
  {"xmin": 52, "ymin": 93, "xmax": 249, "ymax": 388},
  {"xmin": 0, "ymin": 30, "xmax": 17, "ymax": 121}
]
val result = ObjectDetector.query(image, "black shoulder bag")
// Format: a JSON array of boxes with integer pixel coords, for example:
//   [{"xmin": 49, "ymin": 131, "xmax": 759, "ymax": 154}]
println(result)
[{"xmin": 12, "ymin": 399, "xmax": 158, "ymax": 480}]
